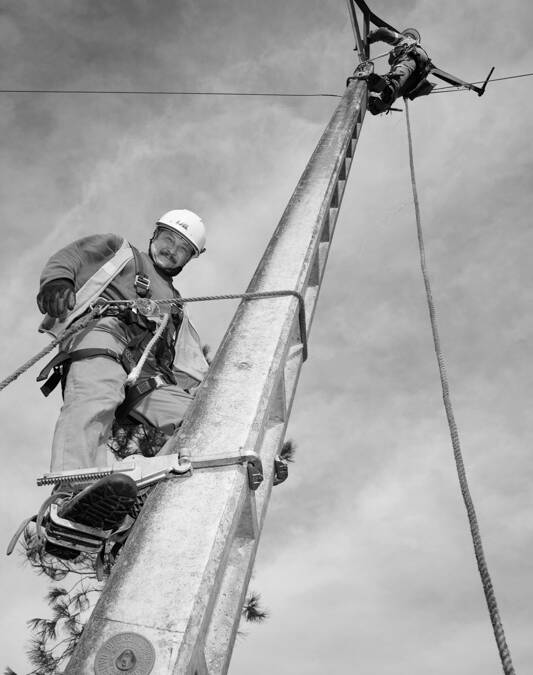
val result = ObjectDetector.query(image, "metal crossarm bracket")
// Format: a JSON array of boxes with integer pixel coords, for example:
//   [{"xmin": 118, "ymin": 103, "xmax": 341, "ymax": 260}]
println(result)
[{"xmin": 430, "ymin": 64, "xmax": 495, "ymax": 96}]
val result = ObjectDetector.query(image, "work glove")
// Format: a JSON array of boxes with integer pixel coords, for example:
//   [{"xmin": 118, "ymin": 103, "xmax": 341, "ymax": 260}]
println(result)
[{"xmin": 37, "ymin": 279, "xmax": 76, "ymax": 319}]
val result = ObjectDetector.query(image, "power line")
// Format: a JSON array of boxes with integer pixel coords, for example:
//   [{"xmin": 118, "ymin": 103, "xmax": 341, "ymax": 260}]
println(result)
[
  {"xmin": 0, "ymin": 88, "xmax": 341, "ymax": 98},
  {"xmin": 0, "ymin": 70, "xmax": 530, "ymax": 98},
  {"xmin": 431, "ymin": 71, "xmax": 533, "ymax": 93}
]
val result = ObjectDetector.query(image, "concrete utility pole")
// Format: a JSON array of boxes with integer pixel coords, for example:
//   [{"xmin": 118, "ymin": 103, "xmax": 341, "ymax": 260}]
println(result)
[{"xmin": 66, "ymin": 75, "xmax": 367, "ymax": 674}]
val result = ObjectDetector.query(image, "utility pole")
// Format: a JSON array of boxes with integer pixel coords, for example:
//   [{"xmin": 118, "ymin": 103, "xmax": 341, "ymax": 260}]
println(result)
[{"xmin": 65, "ymin": 48, "xmax": 368, "ymax": 675}]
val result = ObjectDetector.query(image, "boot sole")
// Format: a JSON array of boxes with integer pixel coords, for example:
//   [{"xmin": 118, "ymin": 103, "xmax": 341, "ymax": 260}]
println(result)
[
  {"xmin": 367, "ymin": 73, "xmax": 388, "ymax": 93},
  {"xmin": 58, "ymin": 474, "xmax": 138, "ymax": 531}
]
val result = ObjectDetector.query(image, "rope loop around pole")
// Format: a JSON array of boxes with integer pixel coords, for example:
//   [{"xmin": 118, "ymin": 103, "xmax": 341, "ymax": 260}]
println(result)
[
  {"xmin": 0, "ymin": 288, "xmax": 308, "ymax": 393},
  {"xmin": 404, "ymin": 98, "xmax": 516, "ymax": 675}
]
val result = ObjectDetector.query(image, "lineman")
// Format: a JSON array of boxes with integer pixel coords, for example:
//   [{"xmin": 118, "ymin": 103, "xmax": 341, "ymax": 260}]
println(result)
[
  {"xmin": 35, "ymin": 210, "xmax": 209, "ymax": 548},
  {"xmin": 366, "ymin": 27, "xmax": 434, "ymax": 115}
]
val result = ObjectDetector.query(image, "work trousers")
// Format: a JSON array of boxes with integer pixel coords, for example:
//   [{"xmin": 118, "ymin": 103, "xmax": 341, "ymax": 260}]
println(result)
[
  {"xmin": 50, "ymin": 319, "xmax": 194, "ymax": 472},
  {"xmin": 388, "ymin": 56, "xmax": 418, "ymax": 98}
]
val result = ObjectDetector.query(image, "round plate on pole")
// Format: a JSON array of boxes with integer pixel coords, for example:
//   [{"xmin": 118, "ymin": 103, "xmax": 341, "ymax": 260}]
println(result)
[{"xmin": 94, "ymin": 632, "xmax": 155, "ymax": 675}]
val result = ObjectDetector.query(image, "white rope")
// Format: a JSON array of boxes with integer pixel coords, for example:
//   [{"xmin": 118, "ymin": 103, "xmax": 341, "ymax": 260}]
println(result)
[{"xmin": 125, "ymin": 312, "xmax": 170, "ymax": 385}]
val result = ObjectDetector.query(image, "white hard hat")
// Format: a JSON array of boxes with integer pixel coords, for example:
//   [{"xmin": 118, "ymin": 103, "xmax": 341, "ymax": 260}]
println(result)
[
  {"xmin": 155, "ymin": 209, "xmax": 206, "ymax": 257},
  {"xmin": 402, "ymin": 28, "xmax": 421, "ymax": 42}
]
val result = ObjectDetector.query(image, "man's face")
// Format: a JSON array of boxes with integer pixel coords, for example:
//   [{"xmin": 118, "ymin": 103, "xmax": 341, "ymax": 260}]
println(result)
[{"xmin": 150, "ymin": 228, "xmax": 195, "ymax": 271}]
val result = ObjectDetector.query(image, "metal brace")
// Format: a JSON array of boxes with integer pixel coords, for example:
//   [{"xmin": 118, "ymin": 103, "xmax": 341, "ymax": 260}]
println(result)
[
  {"xmin": 36, "ymin": 454, "xmax": 192, "ymax": 490},
  {"xmin": 187, "ymin": 451, "xmax": 264, "ymax": 491},
  {"xmin": 37, "ymin": 451, "xmax": 264, "ymax": 492}
]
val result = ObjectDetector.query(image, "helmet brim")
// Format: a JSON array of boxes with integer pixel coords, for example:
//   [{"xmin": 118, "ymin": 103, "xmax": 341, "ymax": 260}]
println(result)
[{"xmin": 155, "ymin": 223, "xmax": 200, "ymax": 257}]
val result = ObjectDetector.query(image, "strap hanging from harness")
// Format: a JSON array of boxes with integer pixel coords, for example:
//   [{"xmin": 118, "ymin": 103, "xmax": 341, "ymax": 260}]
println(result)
[
  {"xmin": 37, "ymin": 348, "xmax": 123, "ymax": 397},
  {"xmin": 130, "ymin": 245, "xmax": 151, "ymax": 298},
  {"xmin": 36, "ymin": 246, "xmax": 152, "ymax": 397},
  {"xmin": 114, "ymin": 374, "xmax": 168, "ymax": 423}
]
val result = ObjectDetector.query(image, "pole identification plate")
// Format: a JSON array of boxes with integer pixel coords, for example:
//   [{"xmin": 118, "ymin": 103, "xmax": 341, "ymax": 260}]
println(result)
[{"xmin": 94, "ymin": 632, "xmax": 155, "ymax": 675}]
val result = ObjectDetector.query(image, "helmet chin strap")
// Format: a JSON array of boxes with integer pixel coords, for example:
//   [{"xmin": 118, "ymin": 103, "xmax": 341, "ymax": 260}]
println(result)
[{"xmin": 149, "ymin": 238, "xmax": 183, "ymax": 278}]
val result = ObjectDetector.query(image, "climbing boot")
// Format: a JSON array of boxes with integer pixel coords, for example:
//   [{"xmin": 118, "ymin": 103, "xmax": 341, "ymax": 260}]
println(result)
[
  {"xmin": 380, "ymin": 83, "xmax": 396, "ymax": 106},
  {"xmin": 58, "ymin": 473, "xmax": 138, "ymax": 531},
  {"xmin": 367, "ymin": 73, "xmax": 389, "ymax": 93},
  {"xmin": 367, "ymin": 94, "xmax": 390, "ymax": 115}
]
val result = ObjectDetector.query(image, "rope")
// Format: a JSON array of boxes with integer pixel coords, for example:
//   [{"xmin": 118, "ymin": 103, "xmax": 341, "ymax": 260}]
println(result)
[
  {"xmin": 0, "ymin": 308, "xmax": 101, "ymax": 393},
  {"xmin": 178, "ymin": 289, "xmax": 308, "ymax": 360},
  {"xmin": 404, "ymin": 98, "xmax": 516, "ymax": 675},
  {"xmin": 146, "ymin": 289, "xmax": 308, "ymax": 360},
  {"xmin": 126, "ymin": 312, "xmax": 170, "ymax": 385},
  {"xmin": 0, "ymin": 288, "xmax": 308, "ymax": 394}
]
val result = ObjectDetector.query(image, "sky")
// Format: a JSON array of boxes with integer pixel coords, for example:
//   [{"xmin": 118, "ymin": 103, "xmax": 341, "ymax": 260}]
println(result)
[{"xmin": 1, "ymin": 0, "xmax": 532, "ymax": 672}]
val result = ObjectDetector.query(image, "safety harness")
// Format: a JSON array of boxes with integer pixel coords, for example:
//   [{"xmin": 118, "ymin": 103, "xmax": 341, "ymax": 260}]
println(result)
[
  {"xmin": 36, "ymin": 245, "xmax": 179, "ymax": 422},
  {"xmin": 389, "ymin": 42, "xmax": 434, "ymax": 100}
]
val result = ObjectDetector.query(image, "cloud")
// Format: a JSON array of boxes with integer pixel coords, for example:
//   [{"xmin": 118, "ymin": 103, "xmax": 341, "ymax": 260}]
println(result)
[{"xmin": 2, "ymin": 0, "xmax": 533, "ymax": 671}]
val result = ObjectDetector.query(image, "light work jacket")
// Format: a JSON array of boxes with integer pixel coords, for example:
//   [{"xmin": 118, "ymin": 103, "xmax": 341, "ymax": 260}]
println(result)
[{"xmin": 38, "ymin": 233, "xmax": 209, "ymax": 383}]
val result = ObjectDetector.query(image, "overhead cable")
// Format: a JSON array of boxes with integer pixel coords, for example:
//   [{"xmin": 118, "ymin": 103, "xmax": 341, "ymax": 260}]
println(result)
[
  {"xmin": 431, "ymin": 71, "xmax": 533, "ymax": 93},
  {"xmin": 0, "ymin": 88, "xmax": 341, "ymax": 97},
  {"xmin": 0, "ymin": 70, "xmax": 530, "ymax": 98}
]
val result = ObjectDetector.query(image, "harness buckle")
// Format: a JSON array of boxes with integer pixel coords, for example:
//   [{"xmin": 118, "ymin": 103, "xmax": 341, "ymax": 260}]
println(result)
[{"xmin": 134, "ymin": 273, "xmax": 151, "ymax": 298}]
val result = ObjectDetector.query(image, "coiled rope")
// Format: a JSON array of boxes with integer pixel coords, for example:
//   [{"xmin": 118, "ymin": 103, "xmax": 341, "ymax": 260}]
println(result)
[
  {"xmin": 0, "ymin": 289, "xmax": 307, "ymax": 393},
  {"xmin": 404, "ymin": 98, "xmax": 516, "ymax": 675}
]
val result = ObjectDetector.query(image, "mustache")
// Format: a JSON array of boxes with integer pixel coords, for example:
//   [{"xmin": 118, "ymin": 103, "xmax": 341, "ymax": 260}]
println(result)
[{"xmin": 159, "ymin": 249, "xmax": 178, "ymax": 262}]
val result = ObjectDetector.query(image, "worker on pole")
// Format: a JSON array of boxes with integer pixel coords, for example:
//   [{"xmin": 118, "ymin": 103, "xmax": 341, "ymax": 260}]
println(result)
[
  {"xmin": 365, "ymin": 27, "xmax": 434, "ymax": 114},
  {"xmin": 34, "ymin": 210, "xmax": 210, "ymax": 558}
]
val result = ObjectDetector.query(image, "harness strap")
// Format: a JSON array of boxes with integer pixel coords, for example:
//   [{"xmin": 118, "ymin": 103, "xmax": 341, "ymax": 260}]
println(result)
[
  {"xmin": 37, "ymin": 347, "xmax": 123, "ymax": 397},
  {"xmin": 130, "ymin": 245, "xmax": 151, "ymax": 298},
  {"xmin": 115, "ymin": 374, "xmax": 167, "ymax": 422}
]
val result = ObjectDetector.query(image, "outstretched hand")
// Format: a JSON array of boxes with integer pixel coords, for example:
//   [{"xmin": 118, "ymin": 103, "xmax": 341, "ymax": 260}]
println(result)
[{"xmin": 37, "ymin": 279, "xmax": 76, "ymax": 319}]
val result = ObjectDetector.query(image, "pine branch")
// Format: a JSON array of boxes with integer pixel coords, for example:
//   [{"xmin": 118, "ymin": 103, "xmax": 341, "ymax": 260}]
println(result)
[
  {"xmin": 242, "ymin": 592, "xmax": 269, "ymax": 623},
  {"xmin": 202, "ymin": 344, "xmax": 212, "ymax": 364},
  {"xmin": 47, "ymin": 587, "xmax": 68, "ymax": 603},
  {"xmin": 20, "ymin": 545, "xmax": 103, "ymax": 674},
  {"xmin": 280, "ymin": 439, "xmax": 296, "ymax": 463}
]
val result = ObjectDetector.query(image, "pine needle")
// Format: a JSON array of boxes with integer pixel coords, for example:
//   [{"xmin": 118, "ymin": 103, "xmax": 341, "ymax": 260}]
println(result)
[
  {"xmin": 280, "ymin": 439, "xmax": 296, "ymax": 463},
  {"xmin": 242, "ymin": 593, "xmax": 269, "ymax": 623}
]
